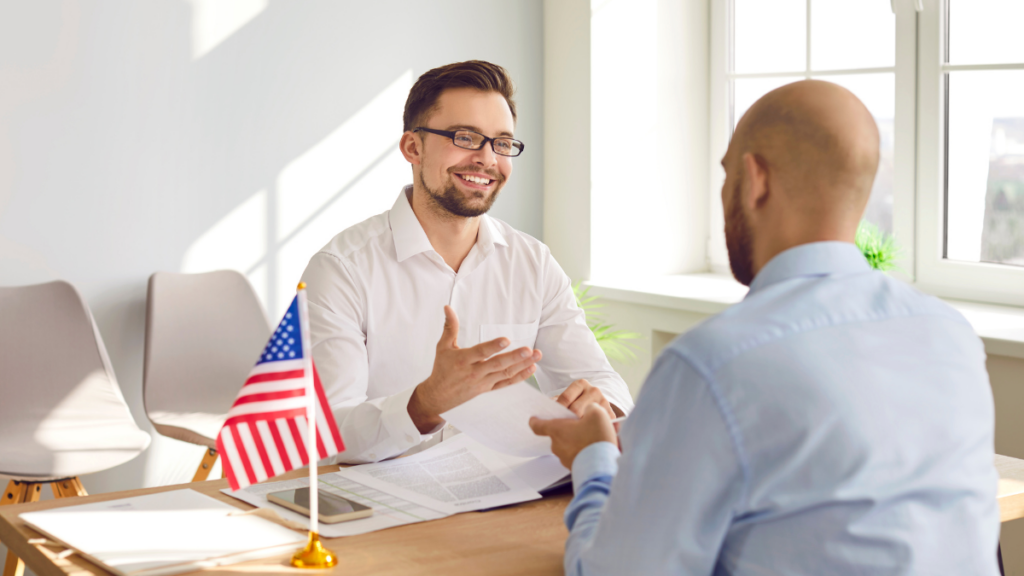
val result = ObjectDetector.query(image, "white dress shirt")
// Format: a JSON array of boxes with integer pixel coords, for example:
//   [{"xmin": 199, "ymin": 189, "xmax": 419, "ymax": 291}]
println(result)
[{"xmin": 301, "ymin": 186, "xmax": 634, "ymax": 464}]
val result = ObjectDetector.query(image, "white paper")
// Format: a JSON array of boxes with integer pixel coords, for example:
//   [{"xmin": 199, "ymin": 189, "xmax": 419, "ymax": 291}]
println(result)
[
  {"xmin": 496, "ymin": 453, "xmax": 570, "ymax": 492},
  {"xmin": 20, "ymin": 489, "xmax": 304, "ymax": 576},
  {"xmin": 223, "ymin": 472, "xmax": 448, "ymax": 537},
  {"xmin": 335, "ymin": 434, "xmax": 541, "ymax": 514},
  {"xmin": 441, "ymin": 381, "xmax": 578, "ymax": 457}
]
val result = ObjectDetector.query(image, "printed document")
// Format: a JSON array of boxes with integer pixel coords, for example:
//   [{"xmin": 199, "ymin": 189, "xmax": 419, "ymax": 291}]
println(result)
[
  {"xmin": 335, "ymin": 434, "xmax": 541, "ymax": 514},
  {"xmin": 441, "ymin": 381, "xmax": 577, "ymax": 457}
]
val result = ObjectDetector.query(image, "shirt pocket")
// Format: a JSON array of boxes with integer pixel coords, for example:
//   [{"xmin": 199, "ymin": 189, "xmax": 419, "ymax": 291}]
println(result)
[{"xmin": 480, "ymin": 322, "xmax": 539, "ymax": 354}]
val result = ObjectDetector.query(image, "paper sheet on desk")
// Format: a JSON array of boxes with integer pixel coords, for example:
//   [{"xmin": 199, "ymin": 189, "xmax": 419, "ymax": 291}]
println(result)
[
  {"xmin": 441, "ymin": 381, "xmax": 578, "ymax": 457},
  {"xmin": 335, "ymin": 434, "xmax": 542, "ymax": 514},
  {"xmin": 20, "ymin": 489, "xmax": 304, "ymax": 576}
]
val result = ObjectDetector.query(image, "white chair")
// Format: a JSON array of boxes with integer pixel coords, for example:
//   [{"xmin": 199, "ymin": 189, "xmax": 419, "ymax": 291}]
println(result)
[
  {"xmin": 0, "ymin": 280, "xmax": 151, "ymax": 576},
  {"xmin": 143, "ymin": 270, "xmax": 270, "ymax": 482}
]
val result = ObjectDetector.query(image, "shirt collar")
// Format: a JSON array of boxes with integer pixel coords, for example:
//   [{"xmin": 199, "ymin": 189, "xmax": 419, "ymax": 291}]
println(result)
[
  {"xmin": 747, "ymin": 241, "xmax": 871, "ymax": 294},
  {"xmin": 389, "ymin": 185, "xmax": 508, "ymax": 263}
]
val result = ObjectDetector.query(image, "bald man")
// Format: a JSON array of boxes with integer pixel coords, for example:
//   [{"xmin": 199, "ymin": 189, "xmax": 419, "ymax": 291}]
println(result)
[{"xmin": 531, "ymin": 80, "xmax": 1000, "ymax": 575}]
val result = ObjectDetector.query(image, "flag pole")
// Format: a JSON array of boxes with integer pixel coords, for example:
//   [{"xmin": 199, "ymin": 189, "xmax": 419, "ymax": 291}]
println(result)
[{"xmin": 291, "ymin": 282, "xmax": 338, "ymax": 569}]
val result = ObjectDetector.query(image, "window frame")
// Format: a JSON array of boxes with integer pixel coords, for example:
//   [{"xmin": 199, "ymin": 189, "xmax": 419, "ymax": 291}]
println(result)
[
  {"xmin": 710, "ymin": 0, "xmax": 1024, "ymax": 307},
  {"xmin": 915, "ymin": 0, "xmax": 1024, "ymax": 307}
]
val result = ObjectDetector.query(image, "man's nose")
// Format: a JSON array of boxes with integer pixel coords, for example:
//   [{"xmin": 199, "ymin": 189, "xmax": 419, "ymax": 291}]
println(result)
[{"xmin": 470, "ymin": 143, "xmax": 498, "ymax": 167}]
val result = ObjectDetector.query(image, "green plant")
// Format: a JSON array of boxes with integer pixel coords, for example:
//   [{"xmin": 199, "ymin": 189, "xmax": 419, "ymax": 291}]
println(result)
[
  {"xmin": 856, "ymin": 221, "xmax": 902, "ymax": 272},
  {"xmin": 573, "ymin": 282, "xmax": 642, "ymax": 363}
]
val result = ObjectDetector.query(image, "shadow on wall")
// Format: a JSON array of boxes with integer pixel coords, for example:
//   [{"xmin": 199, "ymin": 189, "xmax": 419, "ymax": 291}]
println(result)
[{"xmin": 0, "ymin": 0, "xmax": 543, "ymax": 492}]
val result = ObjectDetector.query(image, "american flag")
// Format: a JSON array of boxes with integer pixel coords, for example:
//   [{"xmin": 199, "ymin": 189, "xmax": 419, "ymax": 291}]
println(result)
[{"xmin": 216, "ymin": 292, "xmax": 344, "ymax": 491}]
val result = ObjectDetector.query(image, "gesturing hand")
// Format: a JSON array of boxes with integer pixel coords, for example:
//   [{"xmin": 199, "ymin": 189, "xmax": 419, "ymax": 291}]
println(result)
[
  {"xmin": 530, "ymin": 404, "xmax": 617, "ymax": 469},
  {"xmin": 408, "ymin": 306, "xmax": 542, "ymax": 433}
]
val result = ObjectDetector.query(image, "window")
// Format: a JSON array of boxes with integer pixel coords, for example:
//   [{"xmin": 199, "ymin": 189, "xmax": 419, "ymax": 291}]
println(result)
[{"xmin": 711, "ymin": 0, "xmax": 1024, "ymax": 307}]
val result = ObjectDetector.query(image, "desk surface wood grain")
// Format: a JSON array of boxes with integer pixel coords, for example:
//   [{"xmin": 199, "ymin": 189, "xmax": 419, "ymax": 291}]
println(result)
[{"xmin": 0, "ymin": 465, "xmax": 570, "ymax": 576}]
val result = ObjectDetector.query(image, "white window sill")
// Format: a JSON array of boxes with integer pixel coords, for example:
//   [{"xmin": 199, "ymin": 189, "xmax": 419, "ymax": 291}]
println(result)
[{"xmin": 586, "ymin": 274, "xmax": 1024, "ymax": 361}]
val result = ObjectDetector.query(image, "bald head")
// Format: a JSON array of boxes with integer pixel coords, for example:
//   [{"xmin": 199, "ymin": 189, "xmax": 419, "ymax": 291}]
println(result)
[
  {"xmin": 721, "ymin": 80, "xmax": 880, "ymax": 285},
  {"xmin": 732, "ymin": 80, "xmax": 880, "ymax": 214}
]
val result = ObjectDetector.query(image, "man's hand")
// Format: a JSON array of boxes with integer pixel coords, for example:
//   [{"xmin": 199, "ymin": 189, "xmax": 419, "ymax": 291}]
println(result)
[
  {"xmin": 530, "ymin": 404, "xmax": 617, "ymax": 469},
  {"xmin": 408, "ymin": 306, "xmax": 542, "ymax": 433},
  {"xmin": 556, "ymin": 379, "xmax": 619, "ymax": 418}
]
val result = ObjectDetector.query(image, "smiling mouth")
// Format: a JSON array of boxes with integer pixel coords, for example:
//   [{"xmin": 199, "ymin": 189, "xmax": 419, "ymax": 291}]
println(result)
[{"xmin": 455, "ymin": 173, "xmax": 494, "ymax": 186}]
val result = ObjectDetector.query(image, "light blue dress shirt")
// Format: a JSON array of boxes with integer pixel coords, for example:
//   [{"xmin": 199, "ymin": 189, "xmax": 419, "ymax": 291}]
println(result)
[{"xmin": 565, "ymin": 242, "xmax": 1000, "ymax": 575}]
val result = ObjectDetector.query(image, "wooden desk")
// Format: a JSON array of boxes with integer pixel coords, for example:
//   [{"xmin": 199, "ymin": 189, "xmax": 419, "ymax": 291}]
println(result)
[
  {"xmin": 997, "ymin": 454, "xmax": 1024, "ymax": 523},
  {"xmin": 0, "ymin": 466, "xmax": 570, "ymax": 576}
]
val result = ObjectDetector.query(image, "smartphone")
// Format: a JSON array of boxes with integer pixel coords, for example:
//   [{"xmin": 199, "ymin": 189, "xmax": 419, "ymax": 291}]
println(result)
[{"xmin": 267, "ymin": 487, "xmax": 373, "ymax": 524}]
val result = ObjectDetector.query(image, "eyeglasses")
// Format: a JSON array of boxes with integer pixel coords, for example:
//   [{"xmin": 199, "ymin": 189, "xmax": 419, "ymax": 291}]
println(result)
[{"xmin": 413, "ymin": 127, "xmax": 525, "ymax": 157}]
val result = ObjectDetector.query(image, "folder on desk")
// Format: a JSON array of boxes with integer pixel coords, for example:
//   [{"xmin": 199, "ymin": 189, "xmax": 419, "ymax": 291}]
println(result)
[{"xmin": 20, "ymin": 489, "xmax": 305, "ymax": 576}]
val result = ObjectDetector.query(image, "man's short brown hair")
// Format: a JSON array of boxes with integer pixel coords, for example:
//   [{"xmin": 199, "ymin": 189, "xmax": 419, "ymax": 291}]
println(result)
[{"xmin": 403, "ymin": 60, "xmax": 517, "ymax": 133}]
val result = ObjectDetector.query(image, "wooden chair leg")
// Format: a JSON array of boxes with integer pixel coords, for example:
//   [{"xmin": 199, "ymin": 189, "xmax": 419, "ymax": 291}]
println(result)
[
  {"xmin": 2, "ymin": 481, "xmax": 42, "ymax": 576},
  {"xmin": 51, "ymin": 477, "xmax": 87, "ymax": 499},
  {"xmin": 192, "ymin": 448, "xmax": 219, "ymax": 482}
]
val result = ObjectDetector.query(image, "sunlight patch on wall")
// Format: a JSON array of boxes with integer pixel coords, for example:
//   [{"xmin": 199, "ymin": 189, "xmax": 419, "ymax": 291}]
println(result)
[
  {"xmin": 275, "ymin": 150, "xmax": 408, "ymax": 315},
  {"xmin": 180, "ymin": 189, "xmax": 268, "ymax": 306},
  {"xmin": 187, "ymin": 0, "xmax": 267, "ymax": 60}
]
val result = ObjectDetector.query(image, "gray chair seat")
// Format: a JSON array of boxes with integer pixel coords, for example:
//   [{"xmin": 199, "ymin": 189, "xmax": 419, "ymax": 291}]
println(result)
[{"xmin": 0, "ymin": 281, "xmax": 150, "ymax": 480}]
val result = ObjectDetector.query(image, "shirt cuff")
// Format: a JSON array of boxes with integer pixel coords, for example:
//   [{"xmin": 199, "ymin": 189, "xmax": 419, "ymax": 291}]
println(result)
[
  {"xmin": 571, "ymin": 441, "xmax": 620, "ymax": 493},
  {"xmin": 379, "ymin": 385, "xmax": 433, "ymax": 450}
]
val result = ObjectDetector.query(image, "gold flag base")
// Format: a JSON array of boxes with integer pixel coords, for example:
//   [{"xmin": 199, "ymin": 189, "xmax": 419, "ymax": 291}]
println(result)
[{"xmin": 290, "ymin": 531, "xmax": 338, "ymax": 569}]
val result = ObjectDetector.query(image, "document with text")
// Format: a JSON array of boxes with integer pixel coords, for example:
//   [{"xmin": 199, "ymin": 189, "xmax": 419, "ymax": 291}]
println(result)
[{"xmin": 334, "ymin": 434, "xmax": 542, "ymax": 514}]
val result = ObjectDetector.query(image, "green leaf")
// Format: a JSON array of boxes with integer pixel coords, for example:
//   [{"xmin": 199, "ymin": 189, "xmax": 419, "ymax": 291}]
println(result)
[
  {"xmin": 855, "ymin": 221, "xmax": 903, "ymax": 272},
  {"xmin": 573, "ymin": 281, "xmax": 643, "ymax": 364}
]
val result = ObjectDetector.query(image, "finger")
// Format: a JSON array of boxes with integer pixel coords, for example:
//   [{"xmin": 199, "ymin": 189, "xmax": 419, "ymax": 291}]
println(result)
[
  {"xmin": 566, "ymin": 387, "xmax": 605, "ymax": 417},
  {"xmin": 491, "ymin": 363, "xmax": 537, "ymax": 390},
  {"xmin": 439, "ymin": 306, "xmax": 461, "ymax": 349},
  {"xmin": 463, "ymin": 337, "xmax": 513, "ymax": 362},
  {"xmin": 528, "ymin": 416, "xmax": 550, "ymax": 436},
  {"xmin": 484, "ymin": 350, "xmax": 542, "ymax": 387},
  {"xmin": 556, "ymin": 379, "xmax": 588, "ymax": 408},
  {"xmin": 478, "ymin": 347, "xmax": 540, "ymax": 375}
]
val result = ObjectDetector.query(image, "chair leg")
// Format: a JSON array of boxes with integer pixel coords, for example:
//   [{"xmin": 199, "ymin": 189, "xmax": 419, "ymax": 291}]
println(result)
[
  {"xmin": 51, "ymin": 477, "xmax": 87, "ymax": 499},
  {"xmin": 192, "ymin": 448, "xmax": 219, "ymax": 482},
  {"xmin": 2, "ymin": 481, "xmax": 43, "ymax": 576}
]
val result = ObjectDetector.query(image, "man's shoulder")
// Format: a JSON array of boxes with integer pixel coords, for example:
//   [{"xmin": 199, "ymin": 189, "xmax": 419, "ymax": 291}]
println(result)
[
  {"xmin": 667, "ymin": 270, "xmax": 971, "ymax": 374},
  {"xmin": 314, "ymin": 211, "xmax": 393, "ymax": 264}
]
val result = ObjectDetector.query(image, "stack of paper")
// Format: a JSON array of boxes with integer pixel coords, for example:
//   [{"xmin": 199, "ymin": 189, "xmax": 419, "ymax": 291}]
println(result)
[{"xmin": 20, "ymin": 489, "xmax": 305, "ymax": 576}]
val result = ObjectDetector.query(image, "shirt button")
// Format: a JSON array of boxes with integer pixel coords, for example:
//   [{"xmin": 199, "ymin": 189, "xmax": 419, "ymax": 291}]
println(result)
[
  {"xmin": 368, "ymin": 453, "xmax": 377, "ymax": 461},
  {"xmin": 405, "ymin": 433, "xmax": 414, "ymax": 443}
]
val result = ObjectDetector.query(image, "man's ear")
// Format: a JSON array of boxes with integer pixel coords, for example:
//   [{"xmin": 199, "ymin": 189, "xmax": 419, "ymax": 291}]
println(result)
[
  {"xmin": 399, "ymin": 131, "xmax": 421, "ymax": 165},
  {"xmin": 741, "ymin": 152, "xmax": 770, "ymax": 211}
]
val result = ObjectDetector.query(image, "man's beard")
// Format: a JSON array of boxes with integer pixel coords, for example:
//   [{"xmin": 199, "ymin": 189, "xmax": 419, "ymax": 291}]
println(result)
[
  {"xmin": 420, "ymin": 167, "xmax": 504, "ymax": 218},
  {"xmin": 725, "ymin": 180, "xmax": 756, "ymax": 286}
]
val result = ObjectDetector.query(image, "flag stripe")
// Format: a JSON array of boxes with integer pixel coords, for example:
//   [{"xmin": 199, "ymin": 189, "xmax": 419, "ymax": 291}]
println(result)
[
  {"xmin": 245, "ymin": 369, "xmax": 305, "ymax": 386},
  {"xmin": 256, "ymin": 420, "xmax": 285, "ymax": 477},
  {"xmin": 249, "ymin": 359, "xmax": 305, "ymax": 375},
  {"xmin": 288, "ymin": 417, "xmax": 309, "ymax": 465},
  {"xmin": 316, "ymin": 425, "xmax": 328, "ymax": 460},
  {"xmin": 314, "ymin": 365, "xmax": 345, "ymax": 452},
  {"xmin": 236, "ymin": 379, "xmax": 308, "ymax": 396},
  {"xmin": 218, "ymin": 433, "xmax": 241, "ymax": 491},
  {"xmin": 229, "ymin": 425, "xmax": 258, "ymax": 487},
  {"xmin": 223, "ymin": 407, "xmax": 307, "ymax": 429},
  {"xmin": 224, "ymin": 397, "xmax": 308, "ymax": 418},
  {"xmin": 237, "ymin": 422, "xmax": 268, "ymax": 483},
  {"xmin": 233, "ymin": 389, "xmax": 306, "ymax": 406},
  {"xmin": 249, "ymin": 420, "xmax": 276, "ymax": 479},
  {"xmin": 268, "ymin": 419, "xmax": 292, "ymax": 471},
  {"xmin": 278, "ymin": 418, "xmax": 302, "ymax": 469}
]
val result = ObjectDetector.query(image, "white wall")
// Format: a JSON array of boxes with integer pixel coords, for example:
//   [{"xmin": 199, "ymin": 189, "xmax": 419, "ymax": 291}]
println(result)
[{"xmin": 0, "ymin": 0, "xmax": 543, "ymax": 503}]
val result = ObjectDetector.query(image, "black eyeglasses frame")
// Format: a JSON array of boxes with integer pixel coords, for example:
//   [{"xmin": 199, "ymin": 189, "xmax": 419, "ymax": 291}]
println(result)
[{"xmin": 412, "ymin": 127, "xmax": 525, "ymax": 157}]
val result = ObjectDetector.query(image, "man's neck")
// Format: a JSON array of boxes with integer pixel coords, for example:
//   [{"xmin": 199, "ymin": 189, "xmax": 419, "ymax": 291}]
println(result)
[{"xmin": 409, "ymin": 186, "xmax": 481, "ymax": 273}]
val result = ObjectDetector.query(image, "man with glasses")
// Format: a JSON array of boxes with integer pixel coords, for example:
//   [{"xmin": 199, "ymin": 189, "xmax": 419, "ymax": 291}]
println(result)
[{"xmin": 301, "ymin": 61, "xmax": 633, "ymax": 464}]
